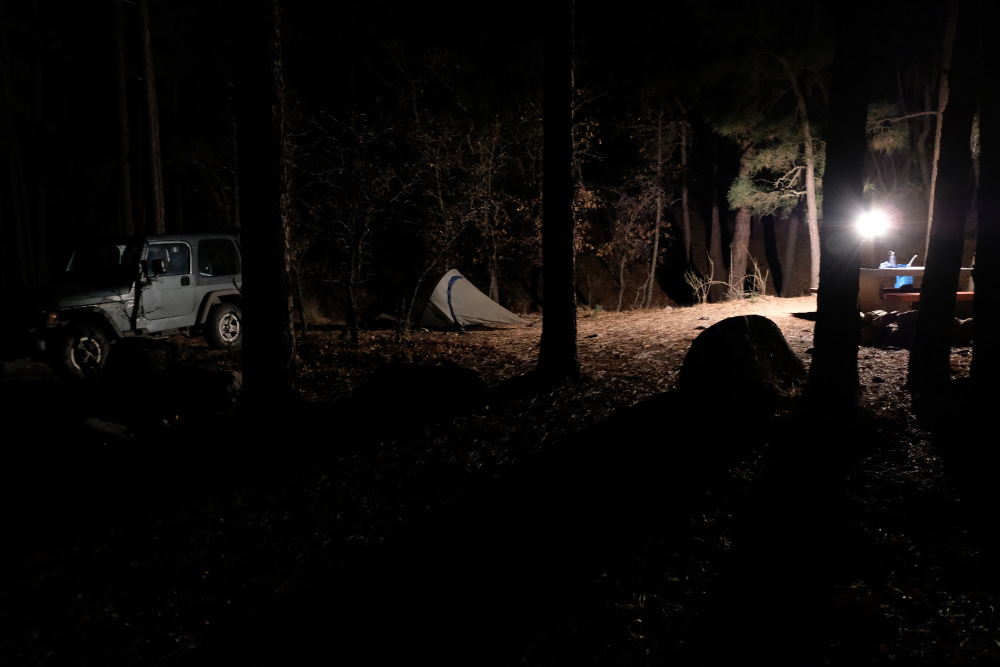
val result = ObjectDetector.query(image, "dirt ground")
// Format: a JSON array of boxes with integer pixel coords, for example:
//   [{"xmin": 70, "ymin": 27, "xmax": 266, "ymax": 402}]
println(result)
[
  {"xmin": 295, "ymin": 295, "xmax": 824, "ymax": 402},
  {"xmin": 295, "ymin": 294, "xmax": 925, "ymax": 418},
  {"xmin": 3, "ymin": 295, "xmax": 994, "ymax": 667}
]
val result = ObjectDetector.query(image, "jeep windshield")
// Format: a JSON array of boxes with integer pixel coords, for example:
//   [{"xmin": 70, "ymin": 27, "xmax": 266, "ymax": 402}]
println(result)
[{"xmin": 57, "ymin": 240, "xmax": 144, "ymax": 285}]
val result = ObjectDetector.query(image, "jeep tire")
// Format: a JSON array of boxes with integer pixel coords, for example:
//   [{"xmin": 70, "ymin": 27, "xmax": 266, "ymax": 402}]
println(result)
[
  {"xmin": 55, "ymin": 324, "xmax": 111, "ymax": 380},
  {"xmin": 205, "ymin": 303, "xmax": 243, "ymax": 349}
]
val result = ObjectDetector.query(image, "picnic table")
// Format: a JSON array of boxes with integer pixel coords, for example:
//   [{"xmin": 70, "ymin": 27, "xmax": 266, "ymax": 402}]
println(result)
[{"xmin": 858, "ymin": 266, "xmax": 974, "ymax": 313}]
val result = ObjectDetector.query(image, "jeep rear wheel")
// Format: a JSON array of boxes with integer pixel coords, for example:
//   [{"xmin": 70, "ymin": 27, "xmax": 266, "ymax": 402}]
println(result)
[
  {"xmin": 55, "ymin": 325, "xmax": 111, "ymax": 380},
  {"xmin": 206, "ymin": 303, "xmax": 242, "ymax": 349}
]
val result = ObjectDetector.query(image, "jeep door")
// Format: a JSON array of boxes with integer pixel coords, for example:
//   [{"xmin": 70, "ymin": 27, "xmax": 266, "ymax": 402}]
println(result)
[{"xmin": 142, "ymin": 242, "xmax": 196, "ymax": 327}]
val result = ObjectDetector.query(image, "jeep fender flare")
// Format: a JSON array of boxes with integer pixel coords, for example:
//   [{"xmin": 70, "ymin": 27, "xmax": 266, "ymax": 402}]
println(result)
[
  {"xmin": 60, "ymin": 308, "xmax": 124, "ymax": 340},
  {"xmin": 196, "ymin": 290, "xmax": 242, "ymax": 326}
]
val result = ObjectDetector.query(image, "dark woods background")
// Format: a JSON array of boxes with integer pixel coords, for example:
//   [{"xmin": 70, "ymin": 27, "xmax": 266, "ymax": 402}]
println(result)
[{"xmin": 0, "ymin": 0, "xmax": 981, "ymax": 319}]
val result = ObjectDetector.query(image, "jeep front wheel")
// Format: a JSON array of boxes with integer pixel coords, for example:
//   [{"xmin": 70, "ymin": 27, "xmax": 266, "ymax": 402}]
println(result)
[
  {"xmin": 206, "ymin": 303, "xmax": 243, "ymax": 349},
  {"xmin": 54, "ymin": 325, "xmax": 111, "ymax": 380}
]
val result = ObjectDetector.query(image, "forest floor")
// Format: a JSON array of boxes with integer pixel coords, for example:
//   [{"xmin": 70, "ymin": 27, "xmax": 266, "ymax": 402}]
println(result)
[{"xmin": 3, "ymin": 294, "xmax": 998, "ymax": 666}]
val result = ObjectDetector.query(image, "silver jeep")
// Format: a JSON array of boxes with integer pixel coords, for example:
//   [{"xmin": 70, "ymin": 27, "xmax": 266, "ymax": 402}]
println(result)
[{"xmin": 36, "ymin": 233, "xmax": 243, "ymax": 379}]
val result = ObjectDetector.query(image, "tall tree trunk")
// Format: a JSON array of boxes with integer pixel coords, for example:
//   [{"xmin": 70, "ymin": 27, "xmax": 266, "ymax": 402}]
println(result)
[
  {"xmin": 708, "ymin": 144, "xmax": 727, "ymax": 302},
  {"xmin": 973, "ymin": 8, "xmax": 1000, "ymax": 390},
  {"xmin": 293, "ymin": 265, "xmax": 308, "ymax": 335},
  {"xmin": 909, "ymin": 0, "xmax": 976, "ymax": 394},
  {"xmin": 489, "ymin": 257, "xmax": 500, "ymax": 303},
  {"xmin": 345, "ymin": 279, "xmax": 360, "ymax": 343},
  {"xmin": 965, "ymin": 2, "xmax": 1000, "ymax": 529},
  {"xmin": 679, "ymin": 118, "xmax": 692, "ymax": 263},
  {"xmin": 778, "ymin": 55, "xmax": 821, "ymax": 291},
  {"xmin": 616, "ymin": 256, "xmax": 626, "ymax": 312},
  {"xmin": 139, "ymin": 0, "xmax": 164, "ymax": 234},
  {"xmin": 728, "ymin": 140, "xmax": 752, "ymax": 297},
  {"xmin": 646, "ymin": 197, "xmax": 662, "ymax": 308},
  {"xmin": 762, "ymin": 215, "xmax": 782, "ymax": 296},
  {"xmin": 234, "ymin": 0, "xmax": 299, "ymax": 410},
  {"xmin": 917, "ymin": 83, "xmax": 934, "ymax": 200},
  {"xmin": 1, "ymin": 6, "xmax": 33, "ymax": 288},
  {"xmin": 488, "ymin": 214, "xmax": 500, "ymax": 302},
  {"xmin": 114, "ymin": 0, "xmax": 134, "ymax": 236},
  {"xmin": 805, "ymin": 6, "xmax": 872, "ymax": 404},
  {"xmin": 923, "ymin": 1, "xmax": 959, "ymax": 262},
  {"xmin": 781, "ymin": 212, "xmax": 800, "ymax": 297},
  {"xmin": 536, "ymin": 0, "xmax": 580, "ymax": 385},
  {"xmin": 645, "ymin": 114, "xmax": 667, "ymax": 308},
  {"xmin": 804, "ymin": 132, "xmax": 820, "ymax": 292}
]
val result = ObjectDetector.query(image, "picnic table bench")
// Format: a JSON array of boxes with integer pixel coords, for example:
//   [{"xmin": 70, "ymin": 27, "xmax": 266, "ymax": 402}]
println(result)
[{"xmin": 882, "ymin": 290, "xmax": 974, "ymax": 305}]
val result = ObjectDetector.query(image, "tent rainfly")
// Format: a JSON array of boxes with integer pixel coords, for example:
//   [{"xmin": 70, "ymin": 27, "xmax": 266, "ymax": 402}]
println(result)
[{"xmin": 419, "ymin": 269, "xmax": 524, "ymax": 329}]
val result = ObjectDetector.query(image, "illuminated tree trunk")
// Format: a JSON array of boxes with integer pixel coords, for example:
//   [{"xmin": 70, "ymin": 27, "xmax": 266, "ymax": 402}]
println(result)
[
  {"xmin": 728, "ymin": 140, "xmax": 752, "ymax": 296},
  {"xmin": 803, "ymin": 120, "xmax": 819, "ymax": 292},
  {"xmin": 778, "ymin": 55, "xmax": 820, "ymax": 292}
]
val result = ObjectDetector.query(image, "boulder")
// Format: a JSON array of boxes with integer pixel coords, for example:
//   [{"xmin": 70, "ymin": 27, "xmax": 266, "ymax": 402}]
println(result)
[{"xmin": 678, "ymin": 315, "xmax": 806, "ymax": 408}]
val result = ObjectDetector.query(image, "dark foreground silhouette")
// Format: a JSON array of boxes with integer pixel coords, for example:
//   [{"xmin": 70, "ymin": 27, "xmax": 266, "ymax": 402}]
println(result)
[{"xmin": 5, "ymin": 316, "xmax": 997, "ymax": 666}]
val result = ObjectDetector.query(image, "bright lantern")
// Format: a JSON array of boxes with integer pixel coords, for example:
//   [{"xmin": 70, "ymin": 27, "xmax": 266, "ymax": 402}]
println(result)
[{"xmin": 856, "ymin": 209, "xmax": 890, "ymax": 239}]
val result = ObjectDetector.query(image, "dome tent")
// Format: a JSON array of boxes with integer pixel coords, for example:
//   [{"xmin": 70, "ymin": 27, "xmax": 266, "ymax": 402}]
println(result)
[{"xmin": 419, "ymin": 269, "xmax": 524, "ymax": 329}]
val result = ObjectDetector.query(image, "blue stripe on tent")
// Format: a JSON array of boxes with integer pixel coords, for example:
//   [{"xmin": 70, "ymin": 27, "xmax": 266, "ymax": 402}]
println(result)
[{"xmin": 447, "ymin": 275, "xmax": 464, "ymax": 326}]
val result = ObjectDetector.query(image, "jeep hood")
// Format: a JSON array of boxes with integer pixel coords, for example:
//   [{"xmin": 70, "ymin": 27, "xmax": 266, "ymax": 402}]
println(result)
[{"xmin": 36, "ymin": 280, "xmax": 136, "ymax": 310}]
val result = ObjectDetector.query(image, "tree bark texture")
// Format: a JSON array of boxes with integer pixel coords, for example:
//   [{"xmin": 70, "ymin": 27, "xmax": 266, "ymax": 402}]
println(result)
[
  {"xmin": 805, "ymin": 7, "xmax": 872, "ymax": 402},
  {"xmin": 728, "ymin": 141, "xmax": 752, "ymax": 297},
  {"xmin": 536, "ymin": 0, "xmax": 580, "ymax": 384},
  {"xmin": 778, "ymin": 55, "xmax": 821, "ymax": 291}
]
